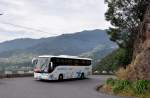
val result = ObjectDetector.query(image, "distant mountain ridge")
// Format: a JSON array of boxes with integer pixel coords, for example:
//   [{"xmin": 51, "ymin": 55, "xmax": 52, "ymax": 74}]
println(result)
[{"xmin": 0, "ymin": 29, "xmax": 116, "ymax": 58}]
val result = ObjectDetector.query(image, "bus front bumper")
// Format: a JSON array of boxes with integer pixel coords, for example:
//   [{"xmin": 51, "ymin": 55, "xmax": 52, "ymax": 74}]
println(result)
[{"xmin": 34, "ymin": 73, "xmax": 57, "ymax": 80}]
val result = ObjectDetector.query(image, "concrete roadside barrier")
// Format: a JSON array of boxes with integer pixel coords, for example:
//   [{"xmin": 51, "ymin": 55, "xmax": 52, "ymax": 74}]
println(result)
[{"xmin": 0, "ymin": 73, "xmax": 33, "ymax": 79}]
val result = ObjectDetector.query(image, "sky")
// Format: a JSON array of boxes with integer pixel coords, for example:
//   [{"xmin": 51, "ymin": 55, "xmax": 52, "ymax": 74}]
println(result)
[{"xmin": 0, "ymin": 0, "xmax": 111, "ymax": 42}]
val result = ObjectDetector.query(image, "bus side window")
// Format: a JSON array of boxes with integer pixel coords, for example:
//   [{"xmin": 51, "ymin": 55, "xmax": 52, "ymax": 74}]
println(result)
[
  {"xmin": 68, "ymin": 59, "xmax": 72, "ymax": 65},
  {"xmin": 60, "ymin": 58, "xmax": 63, "ymax": 65},
  {"xmin": 75, "ymin": 60, "xmax": 79, "ymax": 64},
  {"xmin": 63, "ymin": 58, "xmax": 66, "ymax": 65},
  {"xmin": 86, "ymin": 60, "xmax": 91, "ymax": 66},
  {"xmin": 82, "ymin": 60, "xmax": 85, "ymax": 65},
  {"xmin": 56, "ymin": 58, "xmax": 59, "ymax": 63},
  {"xmin": 79, "ymin": 60, "xmax": 82, "ymax": 65}
]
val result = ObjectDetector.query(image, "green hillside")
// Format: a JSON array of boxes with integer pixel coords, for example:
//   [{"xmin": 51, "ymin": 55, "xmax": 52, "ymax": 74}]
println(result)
[{"xmin": 0, "ymin": 29, "xmax": 116, "ymax": 70}]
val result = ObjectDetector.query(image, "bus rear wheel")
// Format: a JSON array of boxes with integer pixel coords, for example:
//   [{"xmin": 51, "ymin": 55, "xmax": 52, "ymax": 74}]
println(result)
[
  {"xmin": 58, "ymin": 74, "xmax": 63, "ymax": 81},
  {"xmin": 80, "ymin": 73, "xmax": 85, "ymax": 79}
]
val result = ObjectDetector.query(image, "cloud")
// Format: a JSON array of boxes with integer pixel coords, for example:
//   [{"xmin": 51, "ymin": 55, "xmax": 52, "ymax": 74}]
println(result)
[{"xmin": 0, "ymin": 0, "xmax": 111, "ymax": 42}]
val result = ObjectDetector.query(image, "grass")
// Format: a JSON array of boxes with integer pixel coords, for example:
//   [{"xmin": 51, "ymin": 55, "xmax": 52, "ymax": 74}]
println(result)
[{"xmin": 99, "ymin": 78, "xmax": 150, "ymax": 98}]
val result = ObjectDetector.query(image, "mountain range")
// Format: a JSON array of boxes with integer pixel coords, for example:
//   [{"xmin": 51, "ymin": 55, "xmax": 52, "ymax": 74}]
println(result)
[{"xmin": 0, "ymin": 29, "xmax": 117, "ymax": 68}]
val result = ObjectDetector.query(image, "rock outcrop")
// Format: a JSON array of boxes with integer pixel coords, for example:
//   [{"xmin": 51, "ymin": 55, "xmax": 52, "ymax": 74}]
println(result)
[{"xmin": 127, "ymin": 5, "xmax": 150, "ymax": 80}]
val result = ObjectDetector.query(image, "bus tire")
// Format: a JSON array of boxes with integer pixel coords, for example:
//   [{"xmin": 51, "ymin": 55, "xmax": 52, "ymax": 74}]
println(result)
[
  {"xmin": 58, "ymin": 74, "xmax": 63, "ymax": 80},
  {"xmin": 80, "ymin": 73, "xmax": 85, "ymax": 79}
]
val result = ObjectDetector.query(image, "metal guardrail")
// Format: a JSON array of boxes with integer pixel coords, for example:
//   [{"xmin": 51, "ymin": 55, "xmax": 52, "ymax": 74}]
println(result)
[{"xmin": 0, "ymin": 73, "xmax": 33, "ymax": 79}]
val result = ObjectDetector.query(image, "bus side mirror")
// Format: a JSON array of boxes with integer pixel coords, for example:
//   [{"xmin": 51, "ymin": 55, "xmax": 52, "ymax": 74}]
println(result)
[
  {"xmin": 50, "ymin": 62, "xmax": 53, "ymax": 69},
  {"xmin": 48, "ymin": 62, "xmax": 53, "ymax": 73},
  {"xmin": 32, "ymin": 58, "xmax": 38, "ymax": 64}
]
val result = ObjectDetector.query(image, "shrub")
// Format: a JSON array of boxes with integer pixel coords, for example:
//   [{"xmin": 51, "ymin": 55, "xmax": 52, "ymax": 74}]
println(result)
[
  {"xmin": 116, "ymin": 68, "xmax": 128, "ymax": 80},
  {"xmin": 148, "ymin": 82, "xmax": 150, "ymax": 92},
  {"xmin": 106, "ymin": 78, "xmax": 115, "ymax": 86},
  {"xmin": 133, "ymin": 80, "xmax": 150, "ymax": 94},
  {"xmin": 112, "ymin": 80, "xmax": 131, "ymax": 94},
  {"xmin": 103, "ymin": 79, "xmax": 150, "ymax": 97}
]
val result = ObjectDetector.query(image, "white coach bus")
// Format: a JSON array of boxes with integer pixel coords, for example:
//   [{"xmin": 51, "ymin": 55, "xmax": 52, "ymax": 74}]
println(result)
[{"xmin": 32, "ymin": 55, "xmax": 92, "ymax": 80}]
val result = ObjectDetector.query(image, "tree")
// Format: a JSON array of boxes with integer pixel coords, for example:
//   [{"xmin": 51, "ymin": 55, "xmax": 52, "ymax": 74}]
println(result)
[
  {"xmin": 105, "ymin": 0, "xmax": 150, "ymax": 64},
  {"xmin": 94, "ymin": 48, "xmax": 128, "ymax": 73}
]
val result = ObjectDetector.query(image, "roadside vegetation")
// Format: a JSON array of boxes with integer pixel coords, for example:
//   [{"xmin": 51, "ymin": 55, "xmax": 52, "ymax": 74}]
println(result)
[
  {"xmin": 100, "ymin": 78, "xmax": 150, "ymax": 98},
  {"xmin": 93, "ymin": 48, "xmax": 128, "ymax": 74},
  {"xmin": 96, "ymin": 0, "xmax": 150, "ymax": 98}
]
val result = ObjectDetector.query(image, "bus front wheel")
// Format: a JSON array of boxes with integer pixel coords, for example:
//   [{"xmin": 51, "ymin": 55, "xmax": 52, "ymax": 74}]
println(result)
[
  {"xmin": 80, "ymin": 73, "xmax": 85, "ymax": 79},
  {"xmin": 58, "ymin": 74, "xmax": 63, "ymax": 80}
]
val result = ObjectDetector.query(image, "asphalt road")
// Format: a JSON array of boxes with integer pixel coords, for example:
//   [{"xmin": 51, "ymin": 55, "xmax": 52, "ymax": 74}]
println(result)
[{"xmin": 0, "ymin": 75, "xmax": 127, "ymax": 98}]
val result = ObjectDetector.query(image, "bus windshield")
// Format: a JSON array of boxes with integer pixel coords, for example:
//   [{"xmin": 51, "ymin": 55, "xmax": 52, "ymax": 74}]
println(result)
[{"xmin": 34, "ymin": 57, "xmax": 49, "ymax": 72}]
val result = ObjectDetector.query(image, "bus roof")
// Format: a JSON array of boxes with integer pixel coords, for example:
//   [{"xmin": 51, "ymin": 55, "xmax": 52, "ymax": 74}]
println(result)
[{"xmin": 38, "ymin": 55, "xmax": 92, "ymax": 60}]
